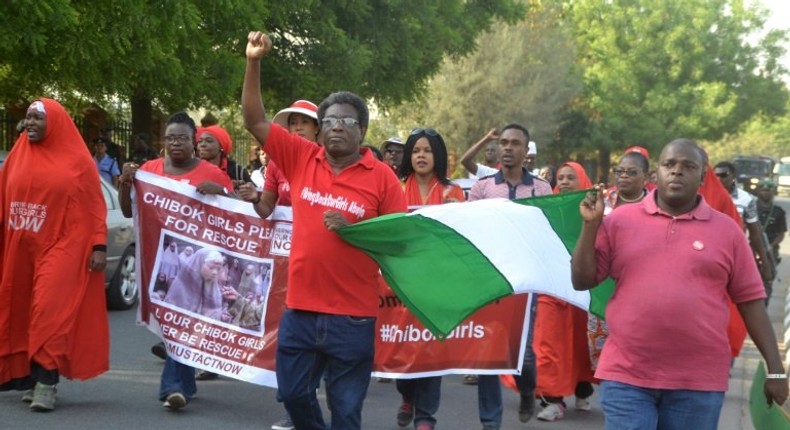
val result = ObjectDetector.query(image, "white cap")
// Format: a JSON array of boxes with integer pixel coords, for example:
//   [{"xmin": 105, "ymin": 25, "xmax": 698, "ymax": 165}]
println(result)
[{"xmin": 527, "ymin": 141, "xmax": 537, "ymax": 155}]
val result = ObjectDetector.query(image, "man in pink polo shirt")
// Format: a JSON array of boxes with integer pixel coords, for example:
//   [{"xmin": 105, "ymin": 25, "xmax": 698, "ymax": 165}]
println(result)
[
  {"xmin": 242, "ymin": 32, "xmax": 407, "ymax": 430},
  {"xmin": 571, "ymin": 138, "xmax": 787, "ymax": 429}
]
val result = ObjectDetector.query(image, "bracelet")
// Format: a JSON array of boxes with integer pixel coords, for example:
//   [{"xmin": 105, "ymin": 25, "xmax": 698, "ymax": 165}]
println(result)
[
  {"xmin": 766, "ymin": 373, "xmax": 787, "ymax": 379},
  {"xmin": 251, "ymin": 197, "xmax": 261, "ymax": 205}
]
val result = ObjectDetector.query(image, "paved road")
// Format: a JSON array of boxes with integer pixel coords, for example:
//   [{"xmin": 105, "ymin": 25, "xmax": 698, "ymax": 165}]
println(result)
[{"xmin": 2, "ymin": 197, "xmax": 787, "ymax": 430}]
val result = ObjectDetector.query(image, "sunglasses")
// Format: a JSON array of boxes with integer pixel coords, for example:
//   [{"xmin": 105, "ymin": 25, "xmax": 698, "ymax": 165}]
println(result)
[
  {"xmin": 321, "ymin": 117, "xmax": 360, "ymax": 128},
  {"xmin": 410, "ymin": 128, "xmax": 439, "ymax": 137},
  {"xmin": 714, "ymin": 172, "xmax": 730, "ymax": 178}
]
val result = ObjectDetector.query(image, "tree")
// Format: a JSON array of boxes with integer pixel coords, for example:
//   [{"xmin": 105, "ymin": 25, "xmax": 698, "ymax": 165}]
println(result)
[
  {"xmin": 0, "ymin": 0, "xmax": 523, "ymax": 135},
  {"xmin": 565, "ymin": 0, "xmax": 788, "ymax": 176},
  {"xmin": 372, "ymin": 0, "xmax": 581, "ymax": 168}
]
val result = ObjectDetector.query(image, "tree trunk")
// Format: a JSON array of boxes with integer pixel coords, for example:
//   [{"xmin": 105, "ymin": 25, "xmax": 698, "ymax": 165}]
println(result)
[
  {"xmin": 597, "ymin": 147, "xmax": 611, "ymax": 185},
  {"xmin": 131, "ymin": 87, "xmax": 152, "ymax": 136}
]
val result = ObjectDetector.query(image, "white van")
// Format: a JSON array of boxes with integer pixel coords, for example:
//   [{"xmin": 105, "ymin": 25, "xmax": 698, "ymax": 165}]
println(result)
[{"xmin": 776, "ymin": 157, "xmax": 790, "ymax": 196}]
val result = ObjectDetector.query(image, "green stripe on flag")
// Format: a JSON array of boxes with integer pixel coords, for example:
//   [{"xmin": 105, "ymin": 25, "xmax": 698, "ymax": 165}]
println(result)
[
  {"xmin": 516, "ymin": 190, "xmax": 613, "ymax": 319},
  {"xmin": 338, "ymin": 213, "xmax": 513, "ymax": 338}
]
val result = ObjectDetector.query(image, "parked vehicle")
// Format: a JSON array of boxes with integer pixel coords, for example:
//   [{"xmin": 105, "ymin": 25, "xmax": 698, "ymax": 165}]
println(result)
[
  {"xmin": 733, "ymin": 156, "xmax": 778, "ymax": 194},
  {"xmin": 0, "ymin": 150, "xmax": 137, "ymax": 310},
  {"xmin": 101, "ymin": 176, "xmax": 138, "ymax": 310},
  {"xmin": 776, "ymin": 157, "xmax": 790, "ymax": 196}
]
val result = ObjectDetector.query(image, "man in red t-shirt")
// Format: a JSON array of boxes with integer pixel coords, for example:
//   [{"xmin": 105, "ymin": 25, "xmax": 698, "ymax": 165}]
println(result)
[
  {"xmin": 242, "ymin": 31, "xmax": 407, "ymax": 430},
  {"xmin": 572, "ymin": 138, "xmax": 787, "ymax": 429}
]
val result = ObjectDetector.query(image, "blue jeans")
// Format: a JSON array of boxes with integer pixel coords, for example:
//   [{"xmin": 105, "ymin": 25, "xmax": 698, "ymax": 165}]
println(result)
[
  {"xmin": 600, "ymin": 380, "xmax": 724, "ymax": 430},
  {"xmin": 478, "ymin": 294, "xmax": 538, "ymax": 429},
  {"xmin": 514, "ymin": 295, "xmax": 537, "ymax": 401},
  {"xmin": 396, "ymin": 376, "xmax": 442, "ymax": 426},
  {"xmin": 158, "ymin": 356, "xmax": 196, "ymax": 401},
  {"xmin": 276, "ymin": 309, "xmax": 375, "ymax": 430}
]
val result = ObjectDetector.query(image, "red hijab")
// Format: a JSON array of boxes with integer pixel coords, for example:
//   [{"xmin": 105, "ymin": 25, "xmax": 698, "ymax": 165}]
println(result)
[
  {"xmin": 198, "ymin": 125, "xmax": 233, "ymax": 171},
  {"xmin": 553, "ymin": 161, "xmax": 593, "ymax": 194},
  {"xmin": 0, "ymin": 98, "xmax": 109, "ymax": 381}
]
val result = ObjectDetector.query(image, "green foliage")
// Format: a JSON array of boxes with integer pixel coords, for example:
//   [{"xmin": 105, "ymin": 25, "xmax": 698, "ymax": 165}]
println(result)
[
  {"xmin": 566, "ymin": 0, "xmax": 789, "ymax": 158},
  {"xmin": 371, "ymin": 1, "xmax": 581, "ymax": 166},
  {"xmin": 704, "ymin": 112, "xmax": 790, "ymax": 164},
  {"xmin": 1, "ymin": 0, "xmax": 523, "ymax": 131}
]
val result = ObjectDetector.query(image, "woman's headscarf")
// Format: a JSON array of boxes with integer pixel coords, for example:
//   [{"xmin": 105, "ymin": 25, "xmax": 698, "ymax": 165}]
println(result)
[
  {"xmin": 553, "ymin": 161, "xmax": 593, "ymax": 194},
  {"xmin": 0, "ymin": 98, "xmax": 109, "ymax": 380},
  {"xmin": 164, "ymin": 248, "xmax": 224, "ymax": 320},
  {"xmin": 236, "ymin": 264, "xmax": 257, "ymax": 298},
  {"xmin": 198, "ymin": 125, "xmax": 233, "ymax": 171}
]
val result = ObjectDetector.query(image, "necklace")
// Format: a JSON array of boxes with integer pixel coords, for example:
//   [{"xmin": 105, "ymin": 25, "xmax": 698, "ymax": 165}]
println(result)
[{"xmin": 618, "ymin": 190, "xmax": 644, "ymax": 203}]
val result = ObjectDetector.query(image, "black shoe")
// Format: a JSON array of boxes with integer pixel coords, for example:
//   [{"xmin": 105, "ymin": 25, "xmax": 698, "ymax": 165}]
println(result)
[
  {"xmin": 151, "ymin": 342, "xmax": 167, "ymax": 360},
  {"xmin": 518, "ymin": 396, "xmax": 535, "ymax": 423},
  {"xmin": 396, "ymin": 401, "xmax": 414, "ymax": 426},
  {"xmin": 195, "ymin": 370, "xmax": 218, "ymax": 381}
]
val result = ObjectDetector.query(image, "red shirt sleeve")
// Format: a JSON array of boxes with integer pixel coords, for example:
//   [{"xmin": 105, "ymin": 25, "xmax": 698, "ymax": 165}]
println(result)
[
  {"xmin": 263, "ymin": 161, "xmax": 280, "ymax": 195},
  {"xmin": 378, "ymin": 168, "xmax": 408, "ymax": 215},
  {"xmin": 263, "ymin": 124, "xmax": 317, "ymax": 183}
]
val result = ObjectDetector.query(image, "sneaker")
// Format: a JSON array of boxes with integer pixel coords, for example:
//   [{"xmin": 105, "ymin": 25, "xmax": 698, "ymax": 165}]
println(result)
[
  {"xmin": 537, "ymin": 402, "xmax": 565, "ymax": 421},
  {"xmin": 415, "ymin": 422, "xmax": 435, "ymax": 430},
  {"xmin": 162, "ymin": 392, "xmax": 187, "ymax": 410},
  {"xmin": 151, "ymin": 342, "xmax": 167, "ymax": 360},
  {"xmin": 271, "ymin": 416, "xmax": 295, "ymax": 430},
  {"xmin": 396, "ymin": 401, "xmax": 414, "ymax": 426},
  {"xmin": 29, "ymin": 383, "xmax": 56, "ymax": 412},
  {"xmin": 21, "ymin": 389, "xmax": 34, "ymax": 403},
  {"xmin": 462, "ymin": 374, "xmax": 478, "ymax": 385},
  {"xmin": 575, "ymin": 397, "xmax": 592, "ymax": 411},
  {"xmin": 518, "ymin": 396, "xmax": 535, "ymax": 422},
  {"xmin": 195, "ymin": 370, "xmax": 218, "ymax": 381}
]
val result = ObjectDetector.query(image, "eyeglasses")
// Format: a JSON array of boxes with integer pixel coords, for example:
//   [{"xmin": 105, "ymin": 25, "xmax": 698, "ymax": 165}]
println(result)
[
  {"xmin": 410, "ymin": 128, "xmax": 439, "ymax": 137},
  {"xmin": 164, "ymin": 134, "xmax": 192, "ymax": 144},
  {"xmin": 612, "ymin": 168, "xmax": 640, "ymax": 177},
  {"xmin": 321, "ymin": 117, "xmax": 360, "ymax": 129},
  {"xmin": 714, "ymin": 172, "xmax": 730, "ymax": 178}
]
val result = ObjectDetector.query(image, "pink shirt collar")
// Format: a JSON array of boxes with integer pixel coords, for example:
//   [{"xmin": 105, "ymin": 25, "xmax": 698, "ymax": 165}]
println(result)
[{"xmin": 641, "ymin": 189, "xmax": 711, "ymax": 220}]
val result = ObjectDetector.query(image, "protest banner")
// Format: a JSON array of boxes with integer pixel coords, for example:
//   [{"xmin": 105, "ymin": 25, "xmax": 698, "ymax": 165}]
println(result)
[{"xmin": 132, "ymin": 171, "xmax": 530, "ymax": 387}]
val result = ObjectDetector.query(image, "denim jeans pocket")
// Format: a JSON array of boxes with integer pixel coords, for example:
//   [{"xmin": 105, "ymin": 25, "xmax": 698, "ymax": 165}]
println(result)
[{"xmin": 345, "ymin": 315, "xmax": 375, "ymax": 325}]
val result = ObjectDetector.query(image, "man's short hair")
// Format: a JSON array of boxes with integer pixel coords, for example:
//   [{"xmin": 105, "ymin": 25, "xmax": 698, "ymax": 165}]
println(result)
[
  {"xmin": 500, "ymin": 123, "xmax": 530, "ymax": 142},
  {"xmin": 714, "ymin": 161, "xmax": 736, "ymax": 175},
  {"xmin": 93, "ymin": 136, "xmax": 108, "ymax": 145},
  {"xmin": 317, "ymin": 91, "xmax": 369, "ymax": 128}
]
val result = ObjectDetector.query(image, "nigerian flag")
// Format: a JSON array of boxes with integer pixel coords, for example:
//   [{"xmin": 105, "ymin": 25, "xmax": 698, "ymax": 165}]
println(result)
[{"xmin": 337, "ymin": 190, "xmax": 614, "ymax": 338}]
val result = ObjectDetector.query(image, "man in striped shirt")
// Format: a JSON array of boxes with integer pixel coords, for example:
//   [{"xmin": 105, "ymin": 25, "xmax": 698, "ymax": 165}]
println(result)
[{"xmin": 466, "ymin": 123, "xmax": 551, "ymax": 429}]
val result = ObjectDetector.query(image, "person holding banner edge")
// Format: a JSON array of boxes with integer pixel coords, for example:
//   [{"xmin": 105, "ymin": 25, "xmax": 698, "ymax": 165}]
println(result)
[
  {"xmin": 237, "ymin": 99, "xmax": 320, "ymax": 430},
  {"xmin": 242, "ymin": 31, "xmax": 407, "ymax": 430},
  {"xmin": 571, "ymin": 138, "xmax": 787, "ymax": 429},
  {"xmin": 119, "ymin": 112, "xmax": 234, "ymax": 411}
]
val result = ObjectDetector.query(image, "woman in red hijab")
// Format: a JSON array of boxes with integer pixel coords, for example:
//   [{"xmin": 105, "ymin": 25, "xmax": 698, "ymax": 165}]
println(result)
[
  {"xmin": 533, "ymin": 161, "xmax": 596, "ymax": 422},
  {"xmin": 197, "ymin": 125, "xmax": 252, "ymax": 185},
  {"xmin": 0, "ymin": 98, "xmax": 110, "ymax": 412}
]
